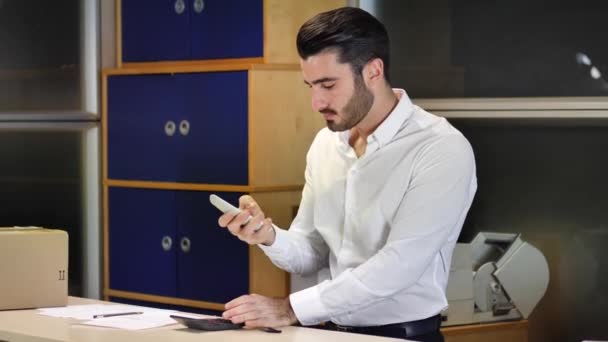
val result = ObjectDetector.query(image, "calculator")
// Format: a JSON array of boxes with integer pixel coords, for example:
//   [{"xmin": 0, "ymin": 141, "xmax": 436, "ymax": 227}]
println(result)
[{"xmin": 170, "ymin": 315, "xmax": 244, "ymax": 331}]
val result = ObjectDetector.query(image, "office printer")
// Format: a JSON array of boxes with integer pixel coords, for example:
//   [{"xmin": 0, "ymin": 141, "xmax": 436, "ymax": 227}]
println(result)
[{"xmin": 442, "ymin": 232, "xmax": 549, "ymax": 326}]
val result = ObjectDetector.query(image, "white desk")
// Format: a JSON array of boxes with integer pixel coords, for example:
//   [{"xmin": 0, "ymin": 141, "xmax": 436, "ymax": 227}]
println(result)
[{"xmin": 0, "ymin": 297, "xmax": 402, "ymax": 342}]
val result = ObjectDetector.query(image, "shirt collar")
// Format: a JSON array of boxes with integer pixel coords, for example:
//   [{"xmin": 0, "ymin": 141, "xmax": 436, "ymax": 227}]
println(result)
[
  {"xmin": 337, "ymin": 88, "xmax": 414, "ymax": 150},
  {"xmin": 369, "ymin": 89, "xmax": 414, "ymax": 148}
]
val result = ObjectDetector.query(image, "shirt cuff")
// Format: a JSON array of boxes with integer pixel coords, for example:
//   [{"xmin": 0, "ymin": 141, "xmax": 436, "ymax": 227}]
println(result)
[
  {"xmin": 257, "ymin": 224, "xmax": 289, "ymax": 256},
  {"xmin": 289, "ymin": 285, "xmax": 329, "ymax": 326}
]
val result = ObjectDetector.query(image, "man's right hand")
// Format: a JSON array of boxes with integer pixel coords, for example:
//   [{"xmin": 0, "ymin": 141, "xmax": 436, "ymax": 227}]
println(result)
[{"xmin": 217, "ymin": 195, "xmax": 276, "ymax": 246}]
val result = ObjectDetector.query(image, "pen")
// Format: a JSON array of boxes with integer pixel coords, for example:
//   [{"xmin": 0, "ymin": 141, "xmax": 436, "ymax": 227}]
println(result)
[{"xmin": 93, "ymin": 311, "xmax": 144, "ymax": 319}]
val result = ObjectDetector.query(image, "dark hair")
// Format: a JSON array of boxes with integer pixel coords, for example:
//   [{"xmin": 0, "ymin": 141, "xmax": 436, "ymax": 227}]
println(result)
[{"xmin": 297, "ymin": 7, "xmax": 390, "ymax": 83}]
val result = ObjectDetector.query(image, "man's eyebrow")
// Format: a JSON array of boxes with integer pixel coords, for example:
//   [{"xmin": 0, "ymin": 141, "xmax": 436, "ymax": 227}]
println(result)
[{"xmin": 303, "ymin": 77, "xmax": 338, "ymax": 86}]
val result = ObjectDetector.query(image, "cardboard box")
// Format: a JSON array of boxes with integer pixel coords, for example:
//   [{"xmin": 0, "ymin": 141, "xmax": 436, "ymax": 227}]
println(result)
[{"xmin": 0, "ymin": 227, "xmax": 68, "ymax": 310}]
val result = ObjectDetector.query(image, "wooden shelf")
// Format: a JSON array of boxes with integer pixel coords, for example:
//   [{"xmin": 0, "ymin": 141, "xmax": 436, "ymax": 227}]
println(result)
[{"xmin": 442, "ymin": 320, "xmax": 528, "ymax": 342}]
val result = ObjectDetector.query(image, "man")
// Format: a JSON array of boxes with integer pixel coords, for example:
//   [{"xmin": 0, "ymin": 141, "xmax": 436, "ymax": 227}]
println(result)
[{"xmin": 218, "ymin": 7, "xmax": 476, "ymax": 342}]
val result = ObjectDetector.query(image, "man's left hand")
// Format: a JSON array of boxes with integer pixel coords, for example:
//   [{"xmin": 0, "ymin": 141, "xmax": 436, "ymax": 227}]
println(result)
[{"xmin": 223, "ymin": 294, "xmax": 298, "ymax": 328}]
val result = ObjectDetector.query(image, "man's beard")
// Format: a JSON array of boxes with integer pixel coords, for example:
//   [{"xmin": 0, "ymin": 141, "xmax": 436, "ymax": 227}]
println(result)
[{"xmin": 325, "ymin": 76, "xmax": 374, "ymax": 132}]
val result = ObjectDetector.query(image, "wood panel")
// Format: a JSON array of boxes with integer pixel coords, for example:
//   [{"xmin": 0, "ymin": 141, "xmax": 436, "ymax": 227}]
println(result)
[
  {"xmin": 104, "ymin": 179, "xmax": 302, "ymax": 193},
  {"xmin": 102, "ymin": 63, "xmax": 301, "ymax": 76},
  {"xmin": 115, "ymin": 0, "xmax": 122, "ymax": 68},
  {"xmin": 442, "ymin": 320, "xmax": 528, "ymax": 342},
  {"xmin": 249, "ymin": 69, "xmax": 325, "ymax": 187},
  {"xmin": 103, "ymin": 63, "xmax": 250, "ymax": 76},
  {"xmin": 264, "ymin": 0, "xmax": 348, "ymax": 64},
  {"xmin": 106, "ymin": 289, "xmax": 224, "ymax": 311},
  {"xmin": 102, "ymin": 185, "xmax": 109, "ymax": 301},
  {"xmin": 102, "ymin": 73, "xmax": 110, "ymax": 299},
  {"xmin": 122, "ymin": 58, "xmax": 263, "ymax": 70},
  {"xmin": 248, "ymin": 191, "xmax": 302, "ymax": 297}
]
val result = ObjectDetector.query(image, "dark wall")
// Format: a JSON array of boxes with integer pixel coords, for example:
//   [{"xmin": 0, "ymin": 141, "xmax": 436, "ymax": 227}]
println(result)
[
  {"xmin": 450, "ymin": 118, "xmax": 608, "ymax": 342},
  {"xmin": 0, "ymin": 131, "xmax": 83, "ymax": 296}
]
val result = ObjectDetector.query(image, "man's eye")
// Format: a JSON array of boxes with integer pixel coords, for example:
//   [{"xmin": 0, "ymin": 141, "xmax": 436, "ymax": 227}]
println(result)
[{"xmin": 322, "ymin": 84, "xmax": 335, "ymax": 89}]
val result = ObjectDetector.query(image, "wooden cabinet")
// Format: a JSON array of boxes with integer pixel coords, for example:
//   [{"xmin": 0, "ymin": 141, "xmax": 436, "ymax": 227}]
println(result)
[
  {"xmin": 118, "ymin": 0, "xmax": 348, "ymax": 65},
  {"xmin": 107, "ymin": 72, "xmax": 248, "ymax": 184},
  {"xmin": 103, "ymin": 65, "xmax": 327, "ymax": 309},
  {"xmin": 109, "ymin": 188, "xmax": 247, "ymax": 303},
  {"xmin": 109, "ymin": 187, "xmax": 177, "ymax": 297},
  {"xmin": 121, "ymin": 0, "xmax": 263, "ymax": 62},
  {"xmin": 104, "ymin": 0, "xmax": 345, "ymax": 312}
]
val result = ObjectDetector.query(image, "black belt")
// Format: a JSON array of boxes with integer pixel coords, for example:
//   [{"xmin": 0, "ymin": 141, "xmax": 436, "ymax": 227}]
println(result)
[{"xmin": 326, "ymin": 314, "xmax": 442, "ymax": 339}]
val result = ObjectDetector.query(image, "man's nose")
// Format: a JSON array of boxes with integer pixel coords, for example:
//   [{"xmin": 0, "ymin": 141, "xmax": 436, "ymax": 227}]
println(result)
[{"xmin": 311, "ymin": 91, "xmax": 328, "ymax": 112}]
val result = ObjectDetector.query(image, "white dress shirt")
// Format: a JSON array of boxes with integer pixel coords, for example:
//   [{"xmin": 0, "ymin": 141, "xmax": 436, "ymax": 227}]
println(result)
[{"xmin": 259, "ymin": 89, "xmax": 477, "ymax": 326}]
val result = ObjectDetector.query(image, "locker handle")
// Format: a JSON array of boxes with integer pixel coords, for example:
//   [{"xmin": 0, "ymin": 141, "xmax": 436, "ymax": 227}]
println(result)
[
  {"xmin": 179, "ymin": 120, "xmax": 190, "ymax": 136},
  {"xmin": 193, "ymin": 0, "xmax": 205, "ymax": 13},
  {"xmin": 180, "ymin": 237, "xmax": 191, "ymax": 253},
  {"xmin": 174, "ymin": 0, "xmax": 186, "ymax": 14},
  {"xmin": 161, "ymin": 236, "xmax": 173, "ymax": 251},
  {"xmin": 164, "ymin": 120, "xmax": 176, "ymax": 136}
]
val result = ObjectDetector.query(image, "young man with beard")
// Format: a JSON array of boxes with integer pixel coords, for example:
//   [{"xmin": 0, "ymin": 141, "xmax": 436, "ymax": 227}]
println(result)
[{"xmin": 218, "ymin": 7, "xmax": 477, "ymax": 342}]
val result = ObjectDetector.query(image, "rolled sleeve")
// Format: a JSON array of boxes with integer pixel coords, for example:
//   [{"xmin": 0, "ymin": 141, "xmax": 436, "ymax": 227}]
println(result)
[{"xmin": 289, "ymin": 285, "xmax": 329, "ymax": 325}]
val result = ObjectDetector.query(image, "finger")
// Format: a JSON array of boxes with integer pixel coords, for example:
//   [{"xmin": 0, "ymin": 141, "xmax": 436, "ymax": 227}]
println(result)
[
  {"xmin": 225, "ymin": 295, "xmax": 253, "ymax": 310},
  {"xmin": 244, "ymin": 201, "xmax": 260, "ymax": 217},
  {"xmin": 218, "ymin": 211, "xmax": 239, "ymax": 227},
  {"xmin": 235, "ymin": 211, "xmax": 253, "ymax": 227},
  {"xmin": 244, "ymin": 316, "xmax": 281, "ymax": 329},
  {"xmin": 229, "ymin": 311, "xmax": 260, "ymax": 324},
  {"xmin": 238, "ymin": 195, "xmax": 256, "ymax": 210},
  {"xmin": 243, "ymin": 319, "xmax": 264, "ymax": 329},
  {"xmin": 226, "ymin": 220, "xmax": 242, "ymax": 236},
  {"xmin": 253, "ymin": 221, "xmax": 264, "ymax": 233},
  {"xmin": 240, "ymin": 213, "xmax": 265, "ymax": 239},
  {"xmin": 254, "ymin": 217, "xmax": 272, "ymax": 234},
  {"xmin": 226, "ymin": 211, "xmax": 253, "ymax": 235},
  {"xmin": 254, "ymin": 219, "xmax": 274, "ymax": 246},
  {"xmin": 223, "ymin": 302, "xmax": 256, "ymax": 319}
]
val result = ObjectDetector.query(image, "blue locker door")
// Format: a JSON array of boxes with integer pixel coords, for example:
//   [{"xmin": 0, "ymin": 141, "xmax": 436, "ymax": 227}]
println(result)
[
  {"xmin": 177, "ymin": 72, "xmax": 248, "ymax": 184},
  {"xmin": 175, "ymin": 191, "xmax": 249, "ymax": 303},
  {"xmin": 190, "ymin": 0, "xmax": 263, "ymax": 59},
  {"xmin": 122, "ymin": 0, "xmax": 190, "ymax": 62},
  {"xmin": 108, "ymin": 74, "xmax": 183, "ymax": 182},
  {"xmin": 109, "ymin": 187, "xmax": 177, "ymax": 297}
]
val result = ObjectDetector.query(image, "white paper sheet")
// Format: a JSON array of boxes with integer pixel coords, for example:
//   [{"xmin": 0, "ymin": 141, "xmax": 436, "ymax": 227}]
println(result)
[
  {"xmin": 38, "ymin": 304, "xmax": 173, "ymax": 320},
  {"xmin": 38, "ymin": 304, "xmax": 218, "ymax": 330},
  {"xmin": 80, "ymin": 312, "xmax": 177, "ymax": 330}
]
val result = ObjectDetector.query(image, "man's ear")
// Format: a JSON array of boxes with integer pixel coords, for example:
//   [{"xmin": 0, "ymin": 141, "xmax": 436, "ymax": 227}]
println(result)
[{"xmin": 363, "ymin": 58, "xmax": 385, "ymax": 86}]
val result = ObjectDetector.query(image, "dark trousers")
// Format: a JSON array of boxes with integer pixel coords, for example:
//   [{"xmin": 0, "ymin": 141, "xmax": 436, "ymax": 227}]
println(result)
[{"xmin": 313, "ymin": 315, "xmax": 444, "ymax": 342}]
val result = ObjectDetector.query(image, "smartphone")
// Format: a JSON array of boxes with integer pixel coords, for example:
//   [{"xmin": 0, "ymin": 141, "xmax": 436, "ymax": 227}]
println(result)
[
  {"xmin": 209, "ymin": 194, "xmax": 262, "ymax": 232},
  {"xmin": 209, "ymin": 194, "xmax": 241, "ymax": 214}
]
